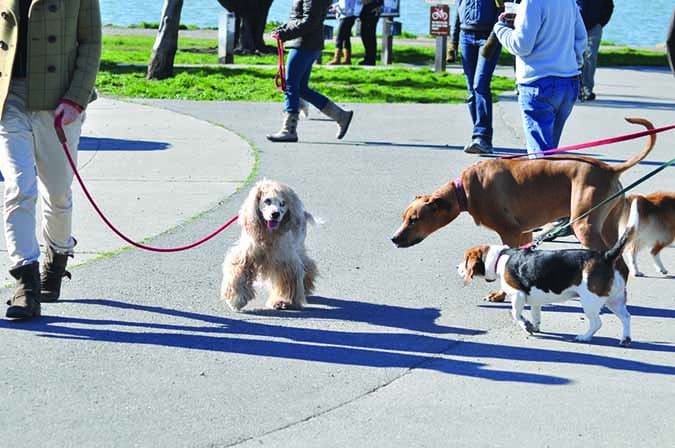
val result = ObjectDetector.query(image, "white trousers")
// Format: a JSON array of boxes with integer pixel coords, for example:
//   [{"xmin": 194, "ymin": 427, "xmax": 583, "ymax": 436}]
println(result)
[{"xmin": 0, "ymin": 79, "xmax": 83, "ymax": 269}]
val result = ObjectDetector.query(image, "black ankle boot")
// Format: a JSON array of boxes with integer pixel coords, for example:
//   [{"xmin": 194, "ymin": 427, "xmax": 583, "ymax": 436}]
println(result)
[
  {"xmin": 6, "ymin": 262, "xmax": 42, "ymax": 320},
  {"xmin": 40, "ymin": 246, "xmax": 73, "ymax": 302}
]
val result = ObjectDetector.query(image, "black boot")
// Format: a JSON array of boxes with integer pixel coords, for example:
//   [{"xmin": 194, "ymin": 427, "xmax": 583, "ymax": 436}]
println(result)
[
  {"xmin": 6, "ymin": 262, "xmax": 42, "ymax": 320},
  {"xmin": 40, "ymin": 246, "xmax": 73, "ymax": 302}
]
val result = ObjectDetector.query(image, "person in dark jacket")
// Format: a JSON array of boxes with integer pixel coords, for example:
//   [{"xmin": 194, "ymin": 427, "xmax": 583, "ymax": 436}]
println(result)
[
  {"xmin": 457, "ymin": 0, "xmax": 502, "ymax": 154},
  {"xmin": 577, "ymin": 0, "xmax": 614, "ymax": 101},
  {"xmin": 268, "ymin": 0, "xmax": 354, "ymax": 142}
]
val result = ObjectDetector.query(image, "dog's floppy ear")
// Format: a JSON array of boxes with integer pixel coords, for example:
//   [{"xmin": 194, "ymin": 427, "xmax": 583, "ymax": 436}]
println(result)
[
  {"xmin": 279, "ymin": 184, "xmax": 304, "ymax": 232},
  {"xmin": 239, "ymin": 182, "xmax": 266, "ymax": 240},
  {"xmin": 463, "ymin": 251, "xmax": 485, "ymax": 285}
]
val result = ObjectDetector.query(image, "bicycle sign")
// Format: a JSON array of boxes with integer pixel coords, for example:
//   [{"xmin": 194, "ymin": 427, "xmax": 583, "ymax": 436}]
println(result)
[{"xmin": 430, "ymin": 5, "xmax": 450, "ymax": 36}]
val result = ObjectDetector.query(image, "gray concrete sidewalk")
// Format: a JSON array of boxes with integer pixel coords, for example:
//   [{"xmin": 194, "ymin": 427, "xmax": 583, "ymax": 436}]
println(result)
[{"xmin": 0, "ymin": 66, "xmax": 673, "ymax": 448}]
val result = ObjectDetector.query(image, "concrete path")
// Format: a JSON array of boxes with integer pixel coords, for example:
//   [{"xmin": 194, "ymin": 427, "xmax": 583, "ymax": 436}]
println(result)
[{"xmin": 0, "ymin": 66, "xmax": 673, "ymax": 448}]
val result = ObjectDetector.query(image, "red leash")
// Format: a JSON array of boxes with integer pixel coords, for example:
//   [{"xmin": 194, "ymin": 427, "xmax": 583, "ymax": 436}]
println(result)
[
  {"xmin": 502, "ymin": 122, "xmax": 675, "ymax": 159},
  {"xmin": 274, "ymin": 36, "xmax": 286, "ymax": 92},
  {"xmin": 54, "ymin": 114, "xmax": 238, "ymax": 253}
]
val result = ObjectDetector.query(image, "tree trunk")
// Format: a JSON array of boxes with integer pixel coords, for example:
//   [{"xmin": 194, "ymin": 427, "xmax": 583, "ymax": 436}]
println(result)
[
  {"xmin": 147, "ymin": 0, "xmax": 184, "ymax": 80},
  {"xmin": 217, "ymin": 0, "xmax": 274, "ymax": 54}
]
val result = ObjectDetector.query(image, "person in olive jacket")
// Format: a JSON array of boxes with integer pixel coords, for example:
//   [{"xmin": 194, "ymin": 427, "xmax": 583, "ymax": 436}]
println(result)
[
  {"xmin": 268, "ymin": 0, "xmax": 353, "ymax": 142},
  {"xmin": 0, "ymin": 0, "xmax": 102, "ymax": 320}
]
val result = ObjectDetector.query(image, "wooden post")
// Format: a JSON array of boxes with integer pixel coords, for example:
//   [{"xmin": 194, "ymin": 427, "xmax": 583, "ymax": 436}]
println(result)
[{"xmin": 147, "ymin": 0, "xmax": 184, "ymax": 80}]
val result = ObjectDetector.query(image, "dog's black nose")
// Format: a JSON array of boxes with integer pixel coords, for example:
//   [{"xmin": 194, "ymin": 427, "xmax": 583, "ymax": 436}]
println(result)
[{"xmin": 271, "ymin": 211, "xmax": 280, "ymax": 220}]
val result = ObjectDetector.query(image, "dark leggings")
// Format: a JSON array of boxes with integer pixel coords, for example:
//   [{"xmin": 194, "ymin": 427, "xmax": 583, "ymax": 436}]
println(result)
[{"xmin": 335, "ymin": 16, "xmax": 357, "ymax": 51}]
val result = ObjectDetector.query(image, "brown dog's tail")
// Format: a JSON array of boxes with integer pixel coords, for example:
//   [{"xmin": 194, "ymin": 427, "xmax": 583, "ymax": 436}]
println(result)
[{"xmin": 611, "ymin": 117, "xmax": 656, "ymax": 174}]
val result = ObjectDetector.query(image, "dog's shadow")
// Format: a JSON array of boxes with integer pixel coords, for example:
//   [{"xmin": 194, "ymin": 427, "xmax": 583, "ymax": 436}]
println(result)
[
  {"xmin": 479, "ymin": 302, "xmax": 675, "ymax": 320},
  {"xmin": 246, "ymin": 295, "xmax": 481, "ymax": 335},
  {"xmin": 2, "ymin": 297, "xmax": 675, "ymax": 383}
]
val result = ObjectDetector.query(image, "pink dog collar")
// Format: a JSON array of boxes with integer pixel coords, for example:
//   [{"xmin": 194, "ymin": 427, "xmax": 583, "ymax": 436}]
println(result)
[{"xmin": 453, "ymin": 176, "xmax": 468, "ymax": 212}]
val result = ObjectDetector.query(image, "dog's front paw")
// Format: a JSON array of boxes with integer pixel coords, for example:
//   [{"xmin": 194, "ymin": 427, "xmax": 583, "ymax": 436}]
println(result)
[
  {"xmin": 225, "ymin": 297, "xmax": 247, "ymax": 312},
  {"xmin": 485, "ymin": 291, "xmax": 506, "ymax": 302},
  {"xmin": 267, "ymin": 299, "xmax": 297, "ymax": 310}
]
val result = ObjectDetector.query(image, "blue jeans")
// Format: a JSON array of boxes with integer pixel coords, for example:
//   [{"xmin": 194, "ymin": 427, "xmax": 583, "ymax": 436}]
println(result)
[
  {"xmin": 284, "ymin": 48, "xmax": 329, "ymax": 113},
  {"xmin": 581, "ymin": 24, "xmax": 602, "ymax": 96},
  {"xmin": 517, "ymin": 76, "xmax": 579, "ymax": 157},
  {"xmin": 460, "ymin": 30, "xmax": 501, "ymax": 143}
]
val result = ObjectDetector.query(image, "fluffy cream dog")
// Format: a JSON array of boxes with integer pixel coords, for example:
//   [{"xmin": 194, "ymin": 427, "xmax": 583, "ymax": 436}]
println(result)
[{"xmin": 221, "ymin": 180, "xmax": 318, "ymax": 311}]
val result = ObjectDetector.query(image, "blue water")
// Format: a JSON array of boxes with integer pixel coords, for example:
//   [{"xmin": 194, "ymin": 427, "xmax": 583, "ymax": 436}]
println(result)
[{"xmin": 101, "ymin": 1, "xmax": 673, "ymax": 47}]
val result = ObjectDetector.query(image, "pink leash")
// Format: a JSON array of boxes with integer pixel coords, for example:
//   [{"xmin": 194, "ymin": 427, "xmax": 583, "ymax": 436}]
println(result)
[
  {"xmin": 54, "ymin": 114, "xmax": 238, "ymax": 253},
  {"xmin": 501, "ymin": 123, "xmax": 675, "ymax": 159}
]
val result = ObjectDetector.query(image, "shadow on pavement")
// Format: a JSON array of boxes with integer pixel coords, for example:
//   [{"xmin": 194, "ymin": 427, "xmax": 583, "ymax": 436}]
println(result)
[
  {"xmin": 3, "ymin": 297, "xmax": 674, "ymax": 382},
  {"xmin": 79, "ymin": 136, "xmax": 170, "ymax": 151},
  {"xmin": 498, "ymin": 93, "xmax": 675, "ymax": 111}
]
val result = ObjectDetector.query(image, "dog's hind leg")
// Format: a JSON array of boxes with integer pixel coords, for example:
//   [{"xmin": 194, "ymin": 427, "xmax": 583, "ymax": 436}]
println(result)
[
  {"xmin": 511, "ymin": 292, "xmax": 535, "ymax": 334},
  {"xmin": 605, "ymin": 293, "xmax": 632, "ymax": 347},
  {"xmin": 221, "ymin": 248, "xmax": 256, "ymax": 311},
  {"xmin": 302, "ymin": 254, "xmax": 318, "ymax": 296},
  {"xmin": 529, "ymin": 304, "xmax": 542, "ymax": 332},
  {"xmin": 651, "ymin": 243, "xmax": 669, "ymax": 275},
  {"xmin": 623, "ymin": 239, "xmax": 643, "ymax": 277},
  {"xmin": 575, "ymin": 292, "xmax": 603, "ymax": 342}
]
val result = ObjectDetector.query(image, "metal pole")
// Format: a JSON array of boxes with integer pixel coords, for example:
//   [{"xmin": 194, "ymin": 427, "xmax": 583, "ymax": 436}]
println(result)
[
  {"xmin": 218, "ymin": 10, "xmax": 235, "ymax": 64},
  {"xmin": 381, "ymin": 18, "xmax": 393, "ymax": 65},
  {"xmin": 434, "ymin": 35, "xmax": 447, "ymax": 73}
]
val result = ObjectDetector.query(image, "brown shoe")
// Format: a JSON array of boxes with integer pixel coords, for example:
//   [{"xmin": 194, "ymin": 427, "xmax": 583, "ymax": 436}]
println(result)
[
  {"xmin": 6, "ymin": 262, "xmax": 41, "ymax": 320},
  {"xmin": 327, "ymin": 49, "xmax": 343, "ymax": 65},
  {"xmin": 40, "ymin": 245, "xmax": 73, "ymax": 302}
]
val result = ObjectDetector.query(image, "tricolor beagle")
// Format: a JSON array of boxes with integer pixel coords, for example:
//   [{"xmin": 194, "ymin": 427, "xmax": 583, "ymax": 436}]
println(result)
[{"xmin": 458, "ymin": 224, "xmax": 636, "ymax": 346}]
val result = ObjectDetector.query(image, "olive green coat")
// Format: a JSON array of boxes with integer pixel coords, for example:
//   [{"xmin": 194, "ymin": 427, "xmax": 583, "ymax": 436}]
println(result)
[{"xmin": 0, "ymin": 0, "xmax": 101, "ymax": 117}]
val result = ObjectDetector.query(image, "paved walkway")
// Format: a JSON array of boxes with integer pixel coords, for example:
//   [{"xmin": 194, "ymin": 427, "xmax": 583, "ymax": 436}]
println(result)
[{"xmin": 0, "ymin": 66, "xmax": 673, "ymax": 447}]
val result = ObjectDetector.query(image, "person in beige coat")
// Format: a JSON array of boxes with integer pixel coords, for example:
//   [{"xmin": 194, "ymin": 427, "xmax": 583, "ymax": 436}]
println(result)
[{"xmin": 0, "ymin": 0, "xmax": 101, "ymax": 320}]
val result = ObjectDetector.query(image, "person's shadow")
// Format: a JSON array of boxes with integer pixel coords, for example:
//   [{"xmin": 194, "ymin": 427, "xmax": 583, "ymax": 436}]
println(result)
[{"xmin": 3, "ymin": 296, "xmax": 674, "ymax": 384}]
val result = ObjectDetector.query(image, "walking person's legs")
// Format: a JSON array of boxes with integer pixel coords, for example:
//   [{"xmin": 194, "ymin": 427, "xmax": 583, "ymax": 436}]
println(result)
[
  {"xmin": 342, "ymin": 16, "xmax": 356, "ymax": 64},
  {"xmin": 268, "ymin": 48, "xmax": 315, "ymax": 142},
  {"xmin": 581, "ymin": 24, "xmax": 602, "ymax": 100},
  {"xmin": 0, "ymin": 80, "xmax": 42, "ymax": 318},
  {"xmin": 517, "ymin": 77, "xmax": 557, "ymax": 157},
  {"xmin": 551, "ymin": 77, "xmax": 579, "ymax": 148},
  {"xmin": 329, "ymin": 18, "xmax": 347, "ymax": 65},
  {"xmin": 359, "ymin": 4, "xmax": 379, "ymax": 65},
  {"xmin": 295, "ymin": 51, "xmax": 354, "ymax": 139},
  {"xmin": 33, "ymin": 109, "xmax": 83, "ymax": 301},
  {"xmin": 468, "ymin": 32, "xmax": 500, "ymax": 153}
]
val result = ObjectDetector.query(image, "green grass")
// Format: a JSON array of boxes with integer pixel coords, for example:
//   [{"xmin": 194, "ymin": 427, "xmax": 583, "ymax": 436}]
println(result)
[{"xmin": 97, "ymin": 34, "xmax": 667, "ymax": 103}]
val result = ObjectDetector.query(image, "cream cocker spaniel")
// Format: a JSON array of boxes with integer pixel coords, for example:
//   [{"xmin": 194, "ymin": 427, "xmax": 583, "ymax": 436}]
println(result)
[{"xmin": 221, "ymin": 180, "xmax": 318, "ymax": 311}]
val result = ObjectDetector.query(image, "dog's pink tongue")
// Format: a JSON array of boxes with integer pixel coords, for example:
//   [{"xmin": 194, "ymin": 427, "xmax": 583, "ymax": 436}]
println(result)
[{"xmin": 267, "ymin": 220, "xmax": 279, "ymax": 230}]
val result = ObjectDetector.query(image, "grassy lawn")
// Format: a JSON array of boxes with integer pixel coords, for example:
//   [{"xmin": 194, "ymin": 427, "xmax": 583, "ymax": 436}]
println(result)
[{"xmin": 97, "ymin": 33, "xmax": 668, "ymax": 103}]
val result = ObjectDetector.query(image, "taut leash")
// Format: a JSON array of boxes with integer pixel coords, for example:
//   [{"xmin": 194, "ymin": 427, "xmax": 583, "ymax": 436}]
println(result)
[
  {"xmin": 531, "ymin": 156, "xmax": 675, "ymax": 248},
  {"xmin": 54, "ymin": 113, "xmax": 238, "ymax": 253},
  {"xmin": 274, "ymin": 36, "xmax": 286, "ymax": 92},
  {"xmin": 501, "ymin": 122, "xmax": 675, "ymax": 159}
]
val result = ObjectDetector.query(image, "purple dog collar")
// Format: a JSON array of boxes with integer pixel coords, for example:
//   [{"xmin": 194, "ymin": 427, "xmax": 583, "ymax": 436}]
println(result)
[{"xmin": 453, "ymin": 176, "xmax": 468, "ymax": 212}]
